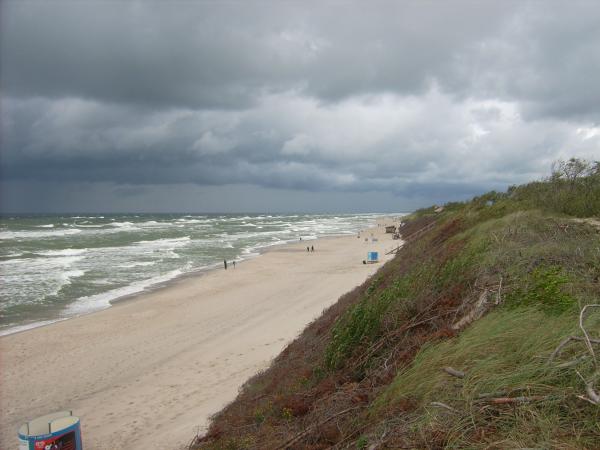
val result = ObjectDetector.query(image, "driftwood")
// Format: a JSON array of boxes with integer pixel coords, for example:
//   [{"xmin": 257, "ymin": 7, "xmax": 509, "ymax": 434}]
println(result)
[{"xmin": 443, "ymin": 367, "xmax": 465, "ymax": 378}]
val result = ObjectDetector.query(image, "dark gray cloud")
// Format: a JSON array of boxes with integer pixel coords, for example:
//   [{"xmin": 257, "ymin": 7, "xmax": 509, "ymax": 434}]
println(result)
[
  {"xmin": 1, "ymin": 1, "xmax": 599, "ymax": 213},
  {"xmin": 1, "ymin": 2, "xmax": 512, "ymax": 108}
]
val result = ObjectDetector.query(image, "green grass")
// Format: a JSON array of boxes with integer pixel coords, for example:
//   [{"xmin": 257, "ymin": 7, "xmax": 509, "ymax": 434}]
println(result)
[
  {"xmin": 377, "ymin": 307, "xmax": 600, "ymax": 448},
  {"xmin": 324, "ymin": 276, "xmax": 405, "ymax": 370},
  {"xmin": 192, "ymin": 161, "xmax": 599, "ymax": 449}
]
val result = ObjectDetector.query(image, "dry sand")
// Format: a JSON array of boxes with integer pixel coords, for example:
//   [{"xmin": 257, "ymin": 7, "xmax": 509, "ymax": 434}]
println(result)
[{"xmin": 1, "ymin": 221, "xmax": 402, "ymax": 449}]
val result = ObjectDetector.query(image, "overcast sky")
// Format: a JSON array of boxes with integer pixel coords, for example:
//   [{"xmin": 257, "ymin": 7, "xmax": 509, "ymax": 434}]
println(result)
[{"xmin": 1, "ymin": 1, "xmax": 599, "ymax": 213}]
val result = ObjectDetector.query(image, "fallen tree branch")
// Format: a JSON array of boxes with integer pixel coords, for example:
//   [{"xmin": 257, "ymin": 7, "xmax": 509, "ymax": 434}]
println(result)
[
  {"xmin": 443, "ymin": 366, "xmax": 465, "ymax": 378},
  {"xmin": 548, "ymin": 335, "xmax": 600, "ymax": 364}
]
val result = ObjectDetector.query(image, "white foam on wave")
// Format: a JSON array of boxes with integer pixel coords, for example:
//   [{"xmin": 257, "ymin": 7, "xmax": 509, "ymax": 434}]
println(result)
[
  {"xmin": 239, "ymin": 238, "xmax": 294, "ymax": 259},
  {"xmin": 36, "ymin": 224, "xmax": 55, "ymax": 228},
  {"xmin": 176, "ymin": 218, "xmax": 210, "ymax": 224},
  {"xmin": 1, "ymin": 212, "xmax": 397, "ymax": 333},
  {"xmin": 64, "ymin": 268, "xmax": 186, "ymax": 315},
  {"xmin": 50, "ymin": 269, "xmax": 87, "ymax": 296},
  {"xmin": 134, "ymin": 236, "xmax": 191, "ymax": 247},
  {"xmin": 35, "ymin": 248, "xmax": 88, "ymax": 257},
  {"xmin": 118, "ymin": 261, "xmax": 156, "ymax": 268},
  {"xmin": 0, "ymin": 254, "xmax": 84, "ymax": 267},
  {"xmin": 110, "ymin": 221, "xmax": 134, "ymax": 227},
  {"xmin": 137, "ymin": 220, "xmax": 169, "ymax": 227},
  {"xmin": 2, "ymin": 251, "xmax": 24, "ymax": 258},
  {"xmin": 1, "ymin": 255, "xmax": 85, "ymax": 308},
  {"xmin": 0, "ymin": 228, "xmax": 82, "ymax": 240}
]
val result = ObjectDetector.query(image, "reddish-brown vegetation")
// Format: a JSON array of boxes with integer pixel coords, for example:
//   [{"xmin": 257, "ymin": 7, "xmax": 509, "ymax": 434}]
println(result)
[{"xmin": 190, "ymin": 214, "xmax": 486, "ymax": 449}]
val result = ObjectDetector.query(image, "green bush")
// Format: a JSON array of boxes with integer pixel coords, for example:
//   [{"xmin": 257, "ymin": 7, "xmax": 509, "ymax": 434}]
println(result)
[
  {"xmin": 506, "ymin": 265, "xmax": 576, "ymax": 314},
  {"xmin": 324, "ymin": 288, "xmax": 394, "ymax": 370}
]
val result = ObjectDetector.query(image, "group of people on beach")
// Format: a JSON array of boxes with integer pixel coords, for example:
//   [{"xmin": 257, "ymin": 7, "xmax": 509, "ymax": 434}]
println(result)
[
  {"xmin": 307, "ymin": 245, "xmax": 314, "ymax": 252},
  {"xmin": 223, "ymin": 259, "xmax": 236, "ymax": 270}
]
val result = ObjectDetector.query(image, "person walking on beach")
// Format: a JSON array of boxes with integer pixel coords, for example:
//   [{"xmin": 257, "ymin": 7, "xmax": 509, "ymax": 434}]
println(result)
[
  {"xmin": 311, "ymin": 245, "xmax": 314, "ymax": 252},
  {"xmin": 224, "ymin": 259, "xmax": 228, "ymax": 270},
  {"xmin": 233, "ymin": 260, "xmax": 236, "ymax": 269},
  {"xmin": 307, "ymin": 246, "xmax": 310, "ymax": 252}
]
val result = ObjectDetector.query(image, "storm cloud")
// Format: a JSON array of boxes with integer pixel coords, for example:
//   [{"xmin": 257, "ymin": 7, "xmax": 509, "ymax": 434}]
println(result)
[{"xmin": 1, "ymin": 1, "xmax": 599, "ymax": 212}]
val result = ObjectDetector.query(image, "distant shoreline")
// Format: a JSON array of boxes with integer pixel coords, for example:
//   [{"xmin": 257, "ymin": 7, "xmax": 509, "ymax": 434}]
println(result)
[
  {"xmin": 0, "ymin": 231, "xmax": 370, "ymax": 338},
  {"xmin": 1, "ymin": 213, "xmax": 403, "ymax": 337}
]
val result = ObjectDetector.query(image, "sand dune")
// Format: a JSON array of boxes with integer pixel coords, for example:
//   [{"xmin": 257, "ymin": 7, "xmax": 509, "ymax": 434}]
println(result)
[{"xmin": 1, "ymin": 221, "xmax": 400, "ymax": 449}]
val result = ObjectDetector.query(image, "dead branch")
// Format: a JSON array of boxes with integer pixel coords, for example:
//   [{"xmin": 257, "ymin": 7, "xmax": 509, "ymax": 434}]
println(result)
[
  {"xmin": 548, "ymin": 335, "xmax": 600, "ymax": 364},
  {"xmin": 452, "ymin": 290, "xmax": 489, "ymax": 330},
  {"xmin": 479, "ymin": 395, "xmax": 548, "ymax": 404},
  {"xmin": 583, "ymin": 370, "xmax": 600, "ymax": 405},
  {"xmin": 429, "ymin": 402, "xmax": 460, "ymax": 413},
  {"xmin": 580, "ymin": 304, "xmax": 600, "ymax": 367},
  {"xmin": 575, "ymin": 370, "xmax": 599, "ymax": 406},
  {"xmin": 401, "ymin": 220, "xmax": 437, "ymax": 242},
  {"xmin": 355, "ymin": 310, "xmax": 453, "ymax": 367},
  {"xmin": 585, "ymin": 382, "xmax": 600, "ymax": 404},
  {"xmin": 276, "ymin": 406, "xmax": 362, "ymax": 449},
  {"xmin": 495, "ymin": 275, "xmax": 503, "ymax": 305},
  {"xmin": 477, "ymin": 391, "xmax": 507, "ymax": 399},
  {"xmin": 556, "ymin": 355, "xmax": 589, "ymax": 369},
  {"xmin": 443, "ymin": 366, "xmax": 465, "ymax": 378},
  {"xmin": 549, "ymin": 336, "xmax": 576, "ymax": 363},
  {"xmin": 576, "ymin": 394, "xmax": 600, "ymax": 405}
]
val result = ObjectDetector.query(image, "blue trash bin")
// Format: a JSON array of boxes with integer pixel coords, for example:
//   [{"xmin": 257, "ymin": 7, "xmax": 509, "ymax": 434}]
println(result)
[
  {"xmin": 367, "ymin": 251, "xmax": 379, "ymax": 263},
  {"xmin": 18, "ymin": 411, "xmax": 83, "ymax": 450}
]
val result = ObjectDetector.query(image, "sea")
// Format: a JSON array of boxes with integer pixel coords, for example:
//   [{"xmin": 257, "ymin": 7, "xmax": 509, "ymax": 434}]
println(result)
[{"xmin": 0, "ymin": 213, "xmax": 390, "ymax": 336}]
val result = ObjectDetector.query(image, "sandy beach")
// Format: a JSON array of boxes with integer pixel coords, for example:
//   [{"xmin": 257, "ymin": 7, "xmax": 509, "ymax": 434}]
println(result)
[{"xmin": 1, "ymin": 221, "xmax": 401, "ymax": 449}]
